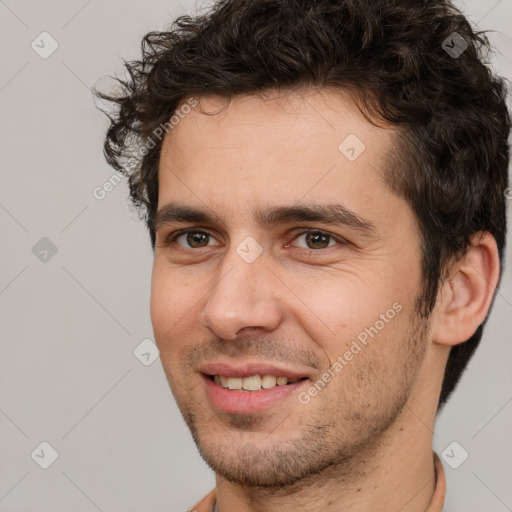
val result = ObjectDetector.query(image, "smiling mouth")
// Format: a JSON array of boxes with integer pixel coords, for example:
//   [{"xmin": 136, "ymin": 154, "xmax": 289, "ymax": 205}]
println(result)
[{"xmin": 208, "ymin": 374, "xmax": 308, "ymax": 391}]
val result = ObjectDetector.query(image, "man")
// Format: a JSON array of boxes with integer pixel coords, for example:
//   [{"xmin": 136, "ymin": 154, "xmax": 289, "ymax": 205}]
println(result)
[{"xmin": 96, "ymin": 0, "xmax": 510, "ymax": 510}]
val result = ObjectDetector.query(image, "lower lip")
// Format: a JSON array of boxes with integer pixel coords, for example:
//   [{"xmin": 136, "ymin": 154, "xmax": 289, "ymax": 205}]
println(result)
[{"xmin": 203, "ymin": 375, "xmax": 308, "ymax": 414}]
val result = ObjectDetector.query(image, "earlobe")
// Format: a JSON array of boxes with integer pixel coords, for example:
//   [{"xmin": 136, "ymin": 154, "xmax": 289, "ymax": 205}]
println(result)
[{"xmin": 431, "ymin": 232, "xmax": 500, "ymax": 347}]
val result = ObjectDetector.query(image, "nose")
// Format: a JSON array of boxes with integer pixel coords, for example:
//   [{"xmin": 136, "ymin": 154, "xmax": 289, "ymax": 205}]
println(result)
[{"xmin": 201, "ymin": 247, "xmax": 283, "ymax": 340}]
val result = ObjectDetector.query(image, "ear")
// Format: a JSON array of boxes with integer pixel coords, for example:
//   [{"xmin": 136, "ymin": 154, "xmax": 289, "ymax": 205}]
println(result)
[{"xmin": 430, "ymin": 232, "xmax": 500, "ymax": 347}]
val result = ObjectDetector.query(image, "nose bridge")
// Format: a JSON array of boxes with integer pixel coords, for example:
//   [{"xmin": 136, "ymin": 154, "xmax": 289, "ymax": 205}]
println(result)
[{"xmin": 202, "ymin": 243, "xmax": 282, "ymax": 339}]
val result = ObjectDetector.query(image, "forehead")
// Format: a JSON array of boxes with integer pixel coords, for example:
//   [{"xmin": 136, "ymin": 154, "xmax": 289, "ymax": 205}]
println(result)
[
  {"xmin": 161, "ymin": 87, "xmax": 389, "ymax": 158},
  {"xmin": 157, "ymin": 88, "xmax": 398, "ymax": 224}
]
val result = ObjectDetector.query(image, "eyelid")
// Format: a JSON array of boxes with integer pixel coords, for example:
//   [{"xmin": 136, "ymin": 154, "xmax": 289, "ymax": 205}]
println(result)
[
  {"xmin": 287, "ymin": 228, "xmax": 348, "ymax": 248},
  {"xmin": 162, "ymin": 226, "xmax": 348, "ymax": 250},
  {"xmin": 166, "ymin": 227, "xmax": 221, "ymax": 247}
]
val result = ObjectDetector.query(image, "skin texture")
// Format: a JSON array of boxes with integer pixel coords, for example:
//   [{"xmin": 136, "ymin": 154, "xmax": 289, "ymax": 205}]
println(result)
[{"xmin": 149, "ymin": 88, "xmax": 499, "ymax": 511}]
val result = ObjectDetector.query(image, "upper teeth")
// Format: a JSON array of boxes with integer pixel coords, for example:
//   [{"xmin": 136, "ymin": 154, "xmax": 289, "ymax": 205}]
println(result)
[{"xmin": 213, "ymin": 375, "xmax": 299, "ymax": 391}]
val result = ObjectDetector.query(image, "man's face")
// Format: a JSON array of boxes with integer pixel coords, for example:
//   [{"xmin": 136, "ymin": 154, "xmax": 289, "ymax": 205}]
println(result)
[{"xmin": 150, "ymin": 89, "xmax": 430, "ymax": 487}]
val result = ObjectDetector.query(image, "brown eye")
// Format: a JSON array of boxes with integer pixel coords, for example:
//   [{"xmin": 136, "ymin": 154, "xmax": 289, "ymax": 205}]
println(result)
[
  {"xmin": 173, "ymin": 231, "xmax": 220, "ymax": 249},
  {"xmin": 291, "ymin": 231, "xmax": 338, "ymax": 250},
  {"xmin": 305, "ymin": 232, "xmax": 330, "ymax": 249},
  {"xmin": 187, "ymin": 232, "xmax": 209, "ymax": 248}
]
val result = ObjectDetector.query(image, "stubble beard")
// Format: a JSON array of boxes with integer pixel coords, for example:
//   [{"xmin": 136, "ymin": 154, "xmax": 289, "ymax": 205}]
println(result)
[{"xmin": 173, "ymin": 312, "xmax": 430, "ymax": 491}]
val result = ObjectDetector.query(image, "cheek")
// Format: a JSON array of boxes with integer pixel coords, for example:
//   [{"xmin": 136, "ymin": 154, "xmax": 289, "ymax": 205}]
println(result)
[
  {"xmin": 289, "ymin": 266, "xmax": 416, "ymax": 365},
  {"xmin": 150, "ymin": 264, "xmax": 199, "ymax": 353}
]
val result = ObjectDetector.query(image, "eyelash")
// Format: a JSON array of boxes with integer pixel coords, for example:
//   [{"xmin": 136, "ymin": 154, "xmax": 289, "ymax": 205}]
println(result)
[
  {"xmin": 289, "ymin": 229, "xmax": 347, "ymax": 249},
  {"xmin": 165, "ymin": 228, "xmax": 347, "ymax": 251}
]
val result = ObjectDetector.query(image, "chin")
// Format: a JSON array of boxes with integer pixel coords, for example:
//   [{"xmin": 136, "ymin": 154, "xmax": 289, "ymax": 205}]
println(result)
[{"xmin": 193, "ymin": 428, "xmax": 356, "ymax": 490}]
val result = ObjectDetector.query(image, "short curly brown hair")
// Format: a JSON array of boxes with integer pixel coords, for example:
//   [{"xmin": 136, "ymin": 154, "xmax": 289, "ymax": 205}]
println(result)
[{"xmin": 95, "ymin": 0, "xmax": 510, "ymax": 410}]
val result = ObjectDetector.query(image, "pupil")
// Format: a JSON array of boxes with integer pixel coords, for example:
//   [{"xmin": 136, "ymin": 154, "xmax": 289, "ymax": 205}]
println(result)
[
  {"xmin": 188, "ymin": 232, "xmax": 208, "ymax": 247},
  {"xmin": 307, "ymin": 232, "xmax": 329, "ymax": 249}
]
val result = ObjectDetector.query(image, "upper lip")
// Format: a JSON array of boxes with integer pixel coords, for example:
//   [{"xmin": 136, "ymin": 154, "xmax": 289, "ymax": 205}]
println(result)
[{"xmin": 200, "ymin": 360, "xmax": 313, "ymax": 380}]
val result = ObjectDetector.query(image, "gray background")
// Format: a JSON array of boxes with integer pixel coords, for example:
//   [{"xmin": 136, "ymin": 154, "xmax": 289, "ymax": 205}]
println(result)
[{"xmin": 0, "ymin": 0, "xmax": 511, "ymax": 510}]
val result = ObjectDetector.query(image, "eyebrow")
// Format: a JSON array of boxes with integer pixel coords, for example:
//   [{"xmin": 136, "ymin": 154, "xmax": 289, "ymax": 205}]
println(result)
[{"xmin": 153, "ymin": 201, "xmax": 377, "ymax": 237}]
